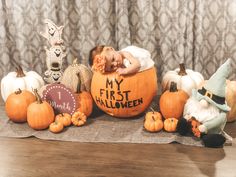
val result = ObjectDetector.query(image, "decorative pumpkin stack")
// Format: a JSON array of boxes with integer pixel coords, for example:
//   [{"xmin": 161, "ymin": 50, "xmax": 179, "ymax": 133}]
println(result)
[
  {"xmin": 161, "ymin": 63, "xmax": 204, "ymax": 96},
  {"xmin": 1, "ymin": 66, "xmax": 44, "ymax": 101}
]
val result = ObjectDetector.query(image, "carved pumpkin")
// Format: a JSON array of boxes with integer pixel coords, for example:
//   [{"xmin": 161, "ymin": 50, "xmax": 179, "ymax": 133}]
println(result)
[
  {"xmin": 144, "ymin": 111, "xmax": 163, "ymax": 132},
  {"xmin": 162, "ymin": 63, "xmax": 204, "ymax": 96},
  {"xmin": 160, "ymin": 82, "xmax": 189, "ymax": 119},
  {"xmin": 91, "ymin": 67, "xmax": 158, "ymax": 118},
  {"xmin": 163, "ymin": 118, "xmax": 178, "ymax": 132},
  {"xmin": 199, "ymin": 80, "xmax": 236, "ymax": 122},
  {"xmin": 27, "ymin": 89, "xmax": 55, "ymax": 130},
  {"xmin": 55, "ymin": 113, "xmax": 72, "ymax": 127},
  {"xmin": 60, "ymin": 58, "xmax": 93, "ymax": 92},
  {"xmin": 71, "ymin": 111, "xmax": 87, "ymax": 126},
  {"xmin": 49, "ymin": 121, "xmax": 64, "ymax": 133},
  {"xmin": 1, "ymin": 66, "xmax": 44, "ymax": 101},
  {"xmin": 5, "ymin": 89, "xmax": 35, "ymax": 123}
]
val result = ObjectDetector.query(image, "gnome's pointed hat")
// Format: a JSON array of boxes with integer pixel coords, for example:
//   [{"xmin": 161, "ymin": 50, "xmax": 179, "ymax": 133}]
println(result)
[{"xmin": 193, "ymin": 58, "xmax": 231, "ymax": 112}]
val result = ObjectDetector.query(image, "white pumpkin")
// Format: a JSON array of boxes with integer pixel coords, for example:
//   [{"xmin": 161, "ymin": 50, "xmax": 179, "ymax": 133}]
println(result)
[
  {"xmin": 161, "ymin": 63, "xmax": 204, "ymax": 96},
  {"xmin": 1, "ymin": 66, "xmax": 44, "ymax": 101}
]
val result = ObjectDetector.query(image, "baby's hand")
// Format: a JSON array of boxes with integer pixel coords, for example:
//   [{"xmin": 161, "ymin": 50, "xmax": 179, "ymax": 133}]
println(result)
[{"xmin": 116, "ymin": 68, "xmax": 128, "ymax": 75}]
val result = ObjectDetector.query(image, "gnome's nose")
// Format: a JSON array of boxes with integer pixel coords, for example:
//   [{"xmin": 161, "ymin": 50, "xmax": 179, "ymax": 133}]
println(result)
[{"xmin": 199, "ymin": 99, "xmax": 209, "ymax": 108}]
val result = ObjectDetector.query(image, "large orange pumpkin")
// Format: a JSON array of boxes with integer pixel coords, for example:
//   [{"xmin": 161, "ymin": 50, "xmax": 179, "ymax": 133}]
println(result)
[
  {"xmin": 91, "ymin": 67, "xmax": 158, "ymax": 118},
  {"xmin": 5, "ymin": 89, "xmax": 35, "ymax": 123},
  {"xmin": 159, "ymin": 82, "xmax": 189, "ymax": 119},
  {"xmin": 27, "ymin": 89, "xmax": 55, "ymax": 130}
]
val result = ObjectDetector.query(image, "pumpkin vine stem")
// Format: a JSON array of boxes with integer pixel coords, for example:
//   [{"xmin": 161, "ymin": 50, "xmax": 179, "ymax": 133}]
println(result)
[
  {"xmin": 178, "ymin": 63, "xmax": 187, "ymax": 76},
  {"xmin": 16, "ymin": 65, "xmax": 26, "ymax": 77},
  {"xmin": 169, "ymin": 82, "xmax": 178, "ymax": 92},
  {"xmin": 76, "ymin": 72, "xmax": 82, "ymax": 94},
  {"xmin": 15, "ymin": 88, "xmax": 22, "ymax": 95},
  {"xmin": 33, "ymin": 89, "xmax": 43, "ymax": 104},
  {"xmin": 72, "ymin": 58, "xmax": 79, "ymax": 67}
]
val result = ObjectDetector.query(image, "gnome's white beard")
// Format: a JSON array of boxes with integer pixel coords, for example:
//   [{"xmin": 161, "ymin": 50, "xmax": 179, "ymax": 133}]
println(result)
[{"xmin": 183, "ymin": 97, "xmax": 220, "ymax": 123}]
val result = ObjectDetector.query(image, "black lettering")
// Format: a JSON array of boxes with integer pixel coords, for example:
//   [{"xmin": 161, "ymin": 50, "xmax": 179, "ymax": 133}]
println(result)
[
  {"xmin": 100, "ymin": 89, "xmax": 105, "ymax": 97},
  {"xmin": 106, "ymin": 78, "xmax": 113, "ymax": 88},
  {"xmin": 115, "ymin": 78, "xmax": 123, "ymax": 90},
  {"xmin": 123, "ymin": 90, "xmax": 131, "ymax": 101},
  {"xmin": 116, "ymin": 91, "xmax": 124, "ymax": 101}
]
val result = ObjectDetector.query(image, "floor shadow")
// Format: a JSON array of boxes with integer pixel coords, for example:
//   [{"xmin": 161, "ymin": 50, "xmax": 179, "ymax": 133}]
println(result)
[{"xmin": 175, "ymin": 143, "xmax": 226, "ymax": 177}]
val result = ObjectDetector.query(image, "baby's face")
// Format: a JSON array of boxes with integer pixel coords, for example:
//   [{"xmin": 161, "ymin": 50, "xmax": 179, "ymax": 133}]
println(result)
[{"xmin": 101, "ymin": 47, "xmax": 123, "ymax": 72}]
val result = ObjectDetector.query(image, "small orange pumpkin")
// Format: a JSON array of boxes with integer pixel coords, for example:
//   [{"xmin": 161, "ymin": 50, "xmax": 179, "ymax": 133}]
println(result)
[
  {"xmin": 27, "ymin": 89, "xmax": 55, "ymax": 130},
  {"xmin": 160, "ymin": 82, "xmax": 189, "ymax": 119},
  {"xmin": 55, "ymin": 113, "xmax": 72, "ymax": 127},
  {"xmin": 164, "ymin": 118, "xmax": 178, "ymax": 132},
  {"xmin": 71, "ymin": 111, "xmax": 87, "ymax": 126},
  {"xmin": 75, "ymin": 73, "xmax": 93, "ymax": 117},
  {"xmin": 144, "ymin": 111, "xmax": 163, "ymax": 132},
  {"xmin": 5, "ymin": 89, "xmax": 35, "ymax": 123},
  {"xmin": 49, "ymin": 121, "xmax": 64, "ymax": 133}
]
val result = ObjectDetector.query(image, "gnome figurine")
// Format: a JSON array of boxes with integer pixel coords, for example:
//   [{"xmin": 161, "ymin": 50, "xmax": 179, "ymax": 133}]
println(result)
[{"xmin": 177, "ymin": 59, "xmax": 232, "ymax": 148}]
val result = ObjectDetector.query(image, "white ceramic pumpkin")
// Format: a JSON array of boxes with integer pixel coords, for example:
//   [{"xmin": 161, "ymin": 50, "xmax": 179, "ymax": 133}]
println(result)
[
  {"xmin": 1, "ymin": 66, "xmax": 44, "ymax": 101},
  {"xmin": 161, "ymin": 63, "xmax": 204, "ymax": 96}
]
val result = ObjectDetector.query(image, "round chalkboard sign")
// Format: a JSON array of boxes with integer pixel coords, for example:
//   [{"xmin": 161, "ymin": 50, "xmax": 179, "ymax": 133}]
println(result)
[{"xmin": 42, "ymin": 83, "xmax": 77, "ymax": 115}]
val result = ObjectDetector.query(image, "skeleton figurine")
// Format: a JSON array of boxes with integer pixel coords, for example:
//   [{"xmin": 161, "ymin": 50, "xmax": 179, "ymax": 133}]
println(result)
[{"xmin": 40, "ymin": 19, "xmax": 64, "ymax": 46}]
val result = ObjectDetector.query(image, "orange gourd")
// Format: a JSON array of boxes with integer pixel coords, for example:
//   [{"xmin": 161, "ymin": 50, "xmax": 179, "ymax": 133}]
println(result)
[
  {"xmin": 144, "ymin": 111, "xmax": 163, "ymax": 132},
  {"xmin": 5, "ymin": 89, "xmax": 35, "ymax": 123},
  {"xmin": 71, "ymin": 111, "xmax": 87, "ymax": 126},
  {"xmin": 27, "ymin": 89, "xmax": 55, "ymax": 130},
  {"xmin": 91, "ymin": 67, "xmax": 157, "ymax": 118},
  {"xmin": 163, "ymin": 118, "xmax": 178, "ymax": 132},
  {"xmin": 49, "ymin": 121, "xmax": 64, "ymax": 133},
  {"xmin": 160, "ymin": 82, "xmax": 189, "ymax": 119},
  {"xmin": 55, "ymin": 113, "xmax": 72, "ymax": 127},
  {"xmin": 75, "ymin": 73, "xmax": 93, "ymax": 117}
]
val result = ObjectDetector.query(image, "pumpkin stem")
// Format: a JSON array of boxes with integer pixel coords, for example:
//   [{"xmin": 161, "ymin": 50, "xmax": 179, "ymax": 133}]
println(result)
[
  {"xmin": 169, "ymin": 82, "xmax": 178, "ymax": 92},
  {"xmin": 33, "ymin": 89, "xmax": 43, "ymax": 104},
  {"xmin": 72, "ymin": 58, "xmax": 79, "ymax": 66},
  {"xmin": 151, "ymin": 116, "xmax": 156, "ymax": 121},
  {"xmin": 61, "ymin": 113, "xmax": 64, "ymax": 116},
  {"xmin": 16, "ymin": 65, "xmax": 26, "ymax": 77},
  {"xmin": 76, "ymin": 72, "xmax": 81, "ymax": 93},
  {"xmin": 15, "ymin": 88, "xmax": 22, "ymax": 95},
  {"xmin": 178, "ymin": 63, "xmax": 187, "ymax": 76}
]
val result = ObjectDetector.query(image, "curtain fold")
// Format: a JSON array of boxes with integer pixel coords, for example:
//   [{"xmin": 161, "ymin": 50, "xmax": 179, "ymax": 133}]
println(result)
[{"xmin": 0, "ymin": 0, "xmax": 235, "ymax": 80}]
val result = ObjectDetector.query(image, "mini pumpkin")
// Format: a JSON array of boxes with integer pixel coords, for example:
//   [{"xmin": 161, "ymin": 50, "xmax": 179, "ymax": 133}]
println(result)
[
  {"xmin": 1, "ymin": 66, "xmax": 44, "ymax": 101},
  {"xmin": 162, "ymin": 63, "xmax": 204, "ymax": 96},
  {"xmin": 159, "ymin": 82, "xmax": 189, "ymax": 119},
  {"xmin": 60, "ymin": 58, "xmax": 93, "ymax": 92},
  {"xmin": 5, "ymin": 89, "xmax": 35, "ymax": 123},
  {"xmin": 49, "ymin": 121, "xmax": 64, "ymax": 133},
  {"xmin": 27, "ymin": 89, "xmax": 55, "ymax": 130},
  {"xmin": 71, "ymin": 111, "xmax": 87, "ymax": 126},
  {"xmin": 144, "ymin": 111, "xmax": 163, "ymax": 132},
  {"xmin": 55, "ymin": 113, "xmax": 72, "ymax": 127},
  {"xmin": 163, "ymin": 118, "xmax": 178, "ymax": 132}
]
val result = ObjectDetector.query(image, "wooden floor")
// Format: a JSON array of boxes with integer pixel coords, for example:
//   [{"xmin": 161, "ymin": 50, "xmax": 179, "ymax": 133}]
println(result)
[{"xmin": 0, "ymin": 131, "xmax": 236, "ymax": 177}]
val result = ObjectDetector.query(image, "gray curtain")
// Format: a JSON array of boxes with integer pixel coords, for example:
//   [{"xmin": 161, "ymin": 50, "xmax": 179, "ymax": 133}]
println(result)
[{"xmin": 0, "ymin": 0, "xmax": 235, "ymax": 80}]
